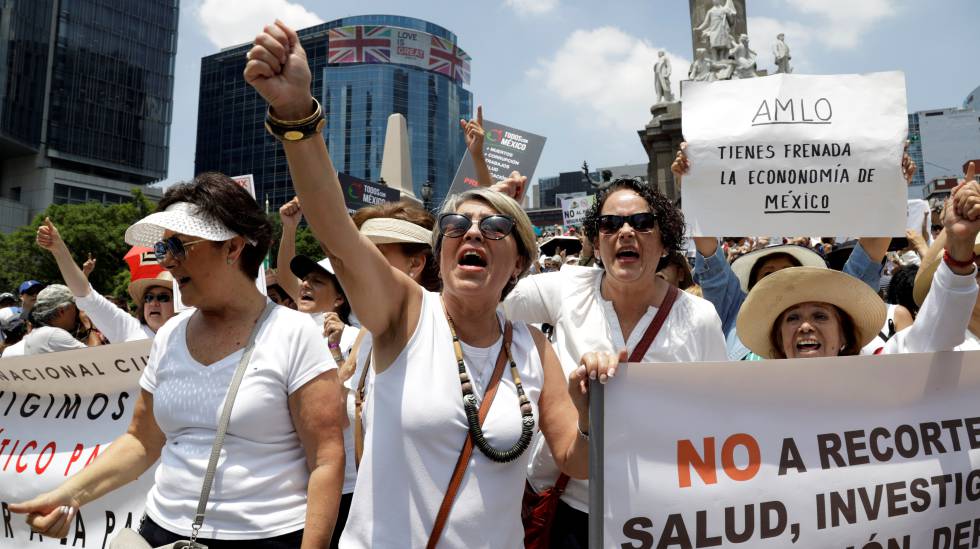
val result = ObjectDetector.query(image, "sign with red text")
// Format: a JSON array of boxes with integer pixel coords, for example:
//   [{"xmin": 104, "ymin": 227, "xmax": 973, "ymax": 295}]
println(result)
[
  {"xmin": 602, "ymin": 351, "xmax": 980, "ymax": 549},
  {"xmin": 0, "ymin": 341, "xmax": 156, "ymax": 548},
  {"xmin": 682, "ymin": 72, "xmax": 908, "ymax": 237}
]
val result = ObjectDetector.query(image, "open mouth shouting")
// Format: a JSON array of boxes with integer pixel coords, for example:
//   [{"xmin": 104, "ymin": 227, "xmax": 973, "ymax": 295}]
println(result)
[
  {"xmin": 794, "ymin": 337, "xmax": 823, "ymax": 355},
  {"xmin": 614, "ymin": 246, "xmax": 640, "ymax": 264},
  {"xmin": 457, "ymin": 247, "xmax": 488, "ymax": 272}
]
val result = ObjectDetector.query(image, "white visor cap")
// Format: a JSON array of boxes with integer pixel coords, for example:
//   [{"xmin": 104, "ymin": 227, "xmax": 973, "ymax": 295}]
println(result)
[{"xmin": 125, "ymin": 202, "xmax": 250, "ymax": 247}]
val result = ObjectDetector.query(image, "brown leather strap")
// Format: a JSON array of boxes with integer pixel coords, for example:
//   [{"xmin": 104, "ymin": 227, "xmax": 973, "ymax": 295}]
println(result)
[
  {"xmin": 353, "ymin": 342, "xmax": 372, "ymax": 470},
  {"xmin": 554, "ymin": 473, "xmax": 570, "ymax": 493},
  {"xmin": 427, "ymin": 322, "xmax": 513, "ymax": 549},
  {"xmin": 628, "ymin": 284, "xmax": 679, "ymax": 362}
]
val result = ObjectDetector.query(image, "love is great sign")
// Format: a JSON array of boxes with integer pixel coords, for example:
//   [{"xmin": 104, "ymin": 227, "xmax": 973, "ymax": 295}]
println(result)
[
  {"xmin": 600, "ymin": 351, "xmax": 980, "ymax": 549},
  {"xmin": 681, "ymin": 72, "xmax": 909, "ymax": 237}
]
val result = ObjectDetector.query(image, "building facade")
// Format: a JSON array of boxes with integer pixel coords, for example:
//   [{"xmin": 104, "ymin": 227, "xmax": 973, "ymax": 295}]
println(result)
[
  {"xmin": 196, "ymin": 15, "xmax": 472, "ymax": 211},
  {"xmin": 0, "ymin": 0, "xmax": 176, "ymax": 230},
  {"xmin": 535, "ymin": 163, "xmax": 648, "ymax": 209},
  {"xmin": 915, "ymin": 106, "xmax": 980, "ymax": 197}
]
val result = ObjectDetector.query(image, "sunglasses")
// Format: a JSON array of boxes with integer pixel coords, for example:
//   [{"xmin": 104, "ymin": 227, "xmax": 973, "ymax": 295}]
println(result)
[
  {"xmin": 143, "ymin": 293, "xmax": 172, "ymax": 304},
  {"xmin": 596, "ymin": 212, "xmax": 658, "ymax": 234},
  {"xmin": 439, "ymin": 213, "xmax": 516, "ymax": 240},
  {"xmin": 153, "ymin": 236, "xmax": 208, "ymax": 263}
]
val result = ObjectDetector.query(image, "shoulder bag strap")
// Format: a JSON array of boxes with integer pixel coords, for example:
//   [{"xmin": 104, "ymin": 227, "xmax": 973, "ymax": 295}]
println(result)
[
  {"xmin": 427, "ymin": 321, "xmax": 513, "ymax": 549},
  {"xmin": 189, "ymin": 301, "xmax": 276, "ymax": 542},
  {"xmin": 628, "ymin": 284, "xmax": 679, "ymax": 363},
  {"xmin": 354, "ymin": 344, "xmax": 372, "ymax": 470}
]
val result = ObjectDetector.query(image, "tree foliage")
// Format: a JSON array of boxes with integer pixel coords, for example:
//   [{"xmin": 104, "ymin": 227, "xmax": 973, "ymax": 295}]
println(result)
[
  {"xmin": 0, "ymin": 189, "xmax": 326, "ymax": 301},
  {"xmin": 0, "ymin": 190, "xmax": 154, "ymax": 300}
]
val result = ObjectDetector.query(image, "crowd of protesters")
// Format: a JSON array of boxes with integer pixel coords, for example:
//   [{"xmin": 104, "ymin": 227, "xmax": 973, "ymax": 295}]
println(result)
[{"xmin": 4, "ymin": 19, "xmax": 980, "ymax": 549}]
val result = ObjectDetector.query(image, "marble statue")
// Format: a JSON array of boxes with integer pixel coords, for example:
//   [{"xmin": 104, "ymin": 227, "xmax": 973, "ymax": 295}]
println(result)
[
  {"xmin": 731, "ymin": 34, "xmax": 757, "ymax": 79},
  {"xmin": 653, "ymin": 51, "xmax": 675, "ymax": 104},
  {"xmin": 693, "ymin": 0, "xmax": 737, "ymax": 62},
  {"xmin": 688, "ymin": 48, "xmax": 717, "ymax": 82},
  {"xmin": 773, "ymin": 33, "xmax": 793, "ymax": 74}
]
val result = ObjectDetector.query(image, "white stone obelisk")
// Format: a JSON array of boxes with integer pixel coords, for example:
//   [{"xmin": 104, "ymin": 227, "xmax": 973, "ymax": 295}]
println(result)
[{"xmin": 380, "ymin": 113, "xmax": 417, "ymax": 202}]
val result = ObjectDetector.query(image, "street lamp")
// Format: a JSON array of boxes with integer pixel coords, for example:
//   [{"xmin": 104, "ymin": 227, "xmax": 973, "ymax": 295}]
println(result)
[{"xmin": 421, "ymin": 179, "xmax": 433, "ymax": 211}]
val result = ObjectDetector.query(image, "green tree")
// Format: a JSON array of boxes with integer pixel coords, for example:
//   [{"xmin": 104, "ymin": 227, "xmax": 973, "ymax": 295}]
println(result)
[{"xmin": 0, "ymin": 190, "xmax": 155, "ymax": 301}]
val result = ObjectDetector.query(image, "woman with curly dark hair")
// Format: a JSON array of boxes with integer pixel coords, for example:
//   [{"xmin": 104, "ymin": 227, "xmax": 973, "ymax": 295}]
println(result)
[{"xmin": 501, "ymin": 177, "xmax": 726, "ymax": 547}]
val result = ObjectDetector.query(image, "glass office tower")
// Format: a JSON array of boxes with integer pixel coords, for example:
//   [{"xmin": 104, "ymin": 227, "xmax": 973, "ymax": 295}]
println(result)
[{"xmin": 196, "ymin": 15, "xmax": 472, "ymax": 210}]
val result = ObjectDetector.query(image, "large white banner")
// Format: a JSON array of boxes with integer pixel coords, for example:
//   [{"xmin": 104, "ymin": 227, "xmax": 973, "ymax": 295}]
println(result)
[
  {"xmin": 0, "ymin": 342, "xmax": 156, "ymax": 548},
  {"xmin": 682, "ymin": 72, "xmax": 908, "ymax": 237},
  {"xmin": 603, "ymin": 351, "xmax": 980, "ymax": 549}
]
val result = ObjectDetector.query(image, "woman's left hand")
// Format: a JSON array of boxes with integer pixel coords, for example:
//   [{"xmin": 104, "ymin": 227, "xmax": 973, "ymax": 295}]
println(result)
[
  {"xmin": 322, "ymin": 312, "xmax": 345, "ymax": 346},
  {"xmin": 568, "ymin": 349, "xmax": 627, "ymax": 417}
]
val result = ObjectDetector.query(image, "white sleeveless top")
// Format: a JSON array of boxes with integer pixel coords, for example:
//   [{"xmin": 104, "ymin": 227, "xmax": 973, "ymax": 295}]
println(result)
[{"xmin": 339, "ymin": 290, "xmax": 544, "ymax": 548}]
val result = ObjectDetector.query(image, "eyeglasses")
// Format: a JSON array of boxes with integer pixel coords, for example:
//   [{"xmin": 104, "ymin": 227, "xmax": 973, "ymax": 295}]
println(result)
[
  {"xmin": 143, "ymin": 293, "xmax": 172, "ymax": 304},
  {"xmin": 439, "ymin": 213, "xmax": 516, "ymax": 240},
  {"xmin": 596, "ymin": 212, "xmax": 658, "ymax": 235},
  {"xmin": 153, "ymin": 236, "xmax": 208, "ymax": 263}
]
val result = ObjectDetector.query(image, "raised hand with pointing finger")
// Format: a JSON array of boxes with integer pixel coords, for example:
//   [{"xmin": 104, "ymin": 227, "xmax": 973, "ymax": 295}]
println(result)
[{"xmin": 460, "ymin": 105, "xmax": 485, "ymax": 155}]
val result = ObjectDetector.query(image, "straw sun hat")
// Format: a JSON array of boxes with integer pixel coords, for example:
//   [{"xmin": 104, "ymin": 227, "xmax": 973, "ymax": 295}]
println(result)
[
  {"xmin": 736, "ymin": 267, "xmax": 886, "ymax": 359},
  {"xmin": 128, "ymin": 271, "xmax": 175, "ymax": 304},
  {"xmin": 358, "ymin": 217, "xmax": 432, "ymax": 246},
  {"xmin": 730, "ymin": 244, "xmax": 827, "ymax": 293}
]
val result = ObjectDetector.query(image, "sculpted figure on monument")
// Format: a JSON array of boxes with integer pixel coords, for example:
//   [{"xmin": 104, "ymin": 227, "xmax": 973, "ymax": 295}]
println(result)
[
  {"xmin": 694, "ymin": 0, "xmax": 738, "ymax": 61},
  {"xmin": 773, "ymin": 33, "xmax": 793, "ymax": 74},
  {"xmin": 653, "ymin": 50, "xmax": 676, "ymax": 104},
  {"xmin": 731, "ymin": 34, "xmax": 758, "ymax": 79},
  {"xmin": 688, "ymin": 48, "xmax": 717, "ymax": 82}
]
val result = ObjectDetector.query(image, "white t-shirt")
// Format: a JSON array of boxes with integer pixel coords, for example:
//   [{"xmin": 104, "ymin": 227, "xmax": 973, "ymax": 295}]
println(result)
[
  {"xmin": 22, "ymin": 326, "xmax": 87, "ymax": 356},
  {"xmin": 76, "ymin": 286, "xmax": 154, "ymax": 343},
  {"xmin": 884, "ymin": 261, "xmax": 979, "ymax": 354},
  {"xmin": 140, "ymin": 304, "xmax": 334, "ymax": 540},
  {"xmin": 341, "ymin": 290, "xmax": 543, "ymax": 548},
  {"xmin": 503, "ymin": 266, "xmax": 727, "ymax": 512},
  {"xmin": 2, "ymin": 339, "xmax": 26, "ymax": 357}
]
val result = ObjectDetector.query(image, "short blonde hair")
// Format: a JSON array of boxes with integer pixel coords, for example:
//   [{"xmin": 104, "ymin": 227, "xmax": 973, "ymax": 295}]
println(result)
[{"xmin": 435, "ymin": 188, "xmax": 538, "ymax": 299}]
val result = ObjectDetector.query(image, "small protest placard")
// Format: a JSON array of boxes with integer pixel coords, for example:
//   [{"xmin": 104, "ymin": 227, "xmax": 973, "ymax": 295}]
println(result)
[
  {"xmin": 446, "ymin": 119, "xmax": 547, "ymax": 199},
  {"xmin": 338, "ymin": 172, "xmax": 400, "ymax": 214},
  {"xmin": 682, "ymin": 72, "xmax": 908, "ymax": 236},
  {"xmin": 561, "ymin": 195, "xmax": 594, "ymax": 227}
]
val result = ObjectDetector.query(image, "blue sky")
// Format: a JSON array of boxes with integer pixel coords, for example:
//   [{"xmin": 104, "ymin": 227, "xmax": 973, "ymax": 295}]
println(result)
[{"xmin": 161, "ymin": 0, "xmax": 980, "ymax": 190}]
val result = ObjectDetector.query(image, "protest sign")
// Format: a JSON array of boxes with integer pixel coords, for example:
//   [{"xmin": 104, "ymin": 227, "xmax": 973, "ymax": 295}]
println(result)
[
  {"xmin": 446, "ymin": 120, "xmax": 546, "ymax": 199},
  {"xmin": 907, "ymin": 198, "xmax": 932, "ymax": 242},
  {"xmin": 230, "ymin": 174, "xmax": 256, "ymax": 198},
  {"xmin": 599, "ymin": 350, "xmax": 980, "ymax": 549},
  {"xmin": 338, "ymin": 172, "xmax": 401, "ymax": 214},
  {"xmin": 0, "ymin": 341, "xmax": 156, "ymax": 548},
  {"xmin": 682, "ymin": 72, "xmax": 908, "ymax": 237},
  {"xmin": 561, "ymin": 195, "xmax": 595, "ymax": 227}
]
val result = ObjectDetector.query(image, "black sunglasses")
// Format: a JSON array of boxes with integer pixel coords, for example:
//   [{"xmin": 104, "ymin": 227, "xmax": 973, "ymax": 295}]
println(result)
[
  {"xmin": 153, "ymin": 236, "xmax": 208, "ymax": 263},
  {"xmin": 439, "ymin": 213, "xmax": 516, "ymax": 240},
  {"xmin": 143, "ymin": 292, "xmax": 172, "ymax": 304},
  {"xmin": 596, "ymin": 212, "xmax": 658, "ymax": 234}
]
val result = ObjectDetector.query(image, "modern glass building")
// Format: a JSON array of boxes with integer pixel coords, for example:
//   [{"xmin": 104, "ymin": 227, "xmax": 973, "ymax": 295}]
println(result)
[
  {"xmin": 196, "ymin": 15, "xmax": 472, "ymax": 210},
  {"xmin": 0, "ymin": 0, "xmax": 176, "ymax": 231},
  {"xmin": 907, "ymin": 113, "xmax": 925, "ymax": 191}
]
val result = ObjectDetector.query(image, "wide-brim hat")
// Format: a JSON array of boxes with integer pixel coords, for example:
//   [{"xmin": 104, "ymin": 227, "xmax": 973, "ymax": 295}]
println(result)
[
  {"xmin": 360, "ymin": 218, "xmax": 432, "ymax": 246},
  {"xmin": 128, "ymin": 271, "xmax": 175, "ymax": 303},
  {"xmin": 913, "ymin": 233, "xmax": 980, "ymax": 306},
  {"xmin": 736, "ymin": 267, "xmax": 886, "ymax": 359},
  {"xmin": 290, "ymin": 256, "xmax": 335, "ymax": 280},
  {"xmin": 731, "ymin": 244, "xmax": 827, "ymax": 292},
  {"xmin": 125, "ymin": 202, "xmax": 248, "ymax": 247}
]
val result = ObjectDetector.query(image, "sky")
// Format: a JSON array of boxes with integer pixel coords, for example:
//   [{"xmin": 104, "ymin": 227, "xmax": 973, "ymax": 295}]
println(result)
[{"xmin": 159, "ymin": 0, "xmax": 980, "ymax": 190}]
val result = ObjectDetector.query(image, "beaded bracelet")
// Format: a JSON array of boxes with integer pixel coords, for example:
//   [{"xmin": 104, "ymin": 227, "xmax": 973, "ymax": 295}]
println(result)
[{"xmin": 943, "ymin": 249, "xmax": 978, "ymax": 269}]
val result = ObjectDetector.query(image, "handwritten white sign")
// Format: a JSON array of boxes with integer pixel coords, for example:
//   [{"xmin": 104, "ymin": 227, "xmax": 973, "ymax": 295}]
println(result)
[{"xmin": 682, "ymin": 72, "xmax": 908, "ymax": 236}]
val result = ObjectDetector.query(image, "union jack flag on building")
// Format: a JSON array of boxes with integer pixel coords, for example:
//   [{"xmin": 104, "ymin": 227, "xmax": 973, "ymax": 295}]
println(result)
[
  {"xmin": 429, "ymin": 36, "xmax": 471, "ymax": 84},
  {"xmin": 328, "ymin": 26, "xmax": 392, "ymax": 64}
]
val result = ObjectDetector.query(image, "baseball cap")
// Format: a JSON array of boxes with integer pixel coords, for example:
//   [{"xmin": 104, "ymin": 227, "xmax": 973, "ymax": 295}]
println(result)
[{"xmin": 18, "ymin": 280, "xmax": 44, "ymax": 295}]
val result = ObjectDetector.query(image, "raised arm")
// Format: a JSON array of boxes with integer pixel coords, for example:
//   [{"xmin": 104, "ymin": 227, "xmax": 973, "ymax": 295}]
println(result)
[
  {"xmin": 36, "ymin": 218, "xmax": 90, "ymax": 298},
  {"xmin": 461, "ymin": 105, "xmax": 494, "ymax": 188},
  {"xmin": 244, "ymin": 21, "xmax": 417, "ymax": 336},
  {"xmin": 276, "ymin": 197, "xmax": 303, "ymax": 301}
]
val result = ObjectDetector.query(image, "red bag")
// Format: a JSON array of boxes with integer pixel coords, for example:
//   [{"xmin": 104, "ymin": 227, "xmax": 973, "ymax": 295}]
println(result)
[{"xmin": 521, "ymin": 474, "xmax": 570, "ymax": 548}]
